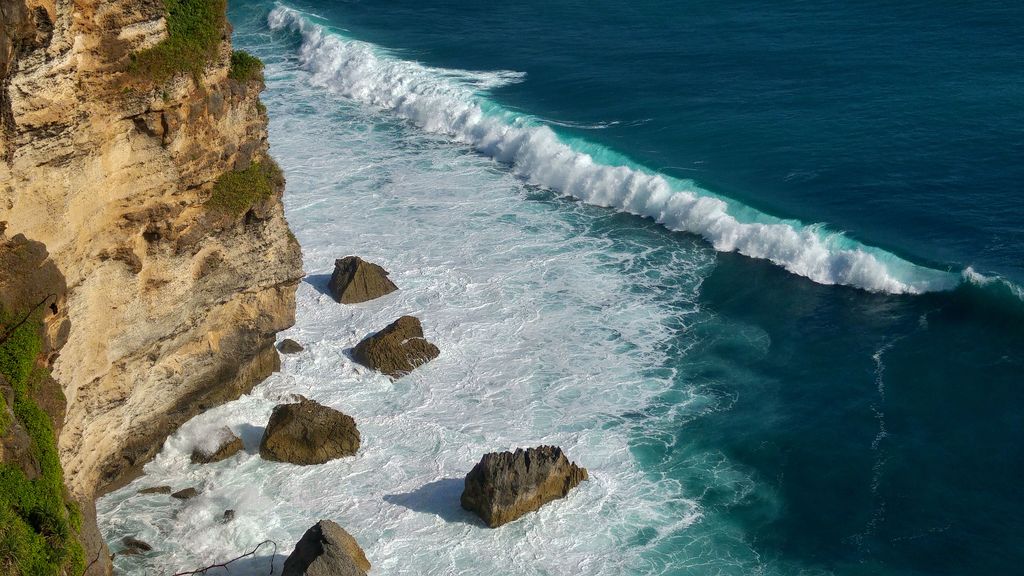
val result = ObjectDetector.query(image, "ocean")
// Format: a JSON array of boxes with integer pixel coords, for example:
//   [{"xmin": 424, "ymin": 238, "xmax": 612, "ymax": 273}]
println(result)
[{"xmin": 97, "ymin": 1, "xmax": 1024, "ymax": 574}]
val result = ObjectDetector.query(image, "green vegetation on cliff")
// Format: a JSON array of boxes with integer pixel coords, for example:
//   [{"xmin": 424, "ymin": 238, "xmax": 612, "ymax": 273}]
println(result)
[
  {"xmin": 229, "ymin": 50, "xmax": 265, "ymax": 83},
  {"xmin": 130, "ymin": 0, "xmax": 227, "ymax": 83},
  {"xmin": 206, "ymin": 159, "xmax": 284, "ymax": 215},
  {"xmin": 0, "ymin": 312, "xmax": 84, "ymax": 576}
]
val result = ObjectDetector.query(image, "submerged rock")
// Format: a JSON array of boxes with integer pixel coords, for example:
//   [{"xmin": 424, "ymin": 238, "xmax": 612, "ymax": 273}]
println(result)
[
  {"xmin": 282, "ymin": 520, "xmax": 370, "ymax": 576},
  {"xmin": 190, "ymin": 428, "xmax": 244, "ymax": 464},
  {"xmin": 461, "ymin": 445, "xmax": 589, "ymax": 528},
  {"xmin": 137, "ymin": 486, "xmax": 171, "ymax": 495},
  {"xmin": 222, "ymin": 509, "xmax": 236, "ymax": 523},
  {"xmin": 329, "ymin": 256, "xmax": 398, "ymax": 304},
  {"xmin": 351, "ymin": 315, "xmax": 439, "ymax": 379},
  {"xmin": 278, "ymin": 338, "xmax": 304, "ymax": 354},
  {"xmin": 259, "ymin": 398, "xmax": 360, "ymax": 465},
  {"xmin": 171, "ymin": 487, "xmax": 199, "ymax": 500},
  {"xmin": 120, "ymin": 536, "xmax": 152, "ymax": 555}
]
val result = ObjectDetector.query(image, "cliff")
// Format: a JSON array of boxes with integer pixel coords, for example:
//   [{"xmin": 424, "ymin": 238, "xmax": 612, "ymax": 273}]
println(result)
[{"xmin": 1, "ymin": 0, "xmax": 303, "ymax": 573}]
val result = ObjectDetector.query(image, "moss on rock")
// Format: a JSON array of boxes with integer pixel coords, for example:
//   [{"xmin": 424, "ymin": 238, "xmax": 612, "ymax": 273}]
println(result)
[
  {"xmin": 205, "ymin": 159, "xmax": 283, "ymax": 216},
  {"xmin": 229, "ymin": 50, "xmax": 264, "ymax": 83},
  {"xmin": 130, "ymin": 0, "xmax": 227, "ymax": 84},
  {"xmin": 0, "ymin": 312, "xmax": 84, "ymax": 576}
]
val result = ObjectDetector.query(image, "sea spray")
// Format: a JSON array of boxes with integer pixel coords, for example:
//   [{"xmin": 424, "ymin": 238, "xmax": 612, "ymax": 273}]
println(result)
[{"xmin": 268, "ymin": 4, "xmax": 959, "ymax": 295}]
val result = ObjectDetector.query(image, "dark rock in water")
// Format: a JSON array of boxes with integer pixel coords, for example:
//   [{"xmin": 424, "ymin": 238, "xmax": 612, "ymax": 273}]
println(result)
[
  {"xmin": 222, "ymin": 509, "xmax": 236, "ymax": 523},
  {"xmin": 329, "ymin": 256, "xmax": 398, "ymax": 304},
  {"xmin": 461, "ymin": 445, "xmax": 589, "ymax": 528},
  {"xmin": 351, "ymin": 316, "xmax": 439, "ymax": 379},
  {"xmin": 137, "ymin": 485, "xmax": 172, "ymax": 495},
  {"xmin": 171, "ymin": 487, "xmax": 199, "ymax": 500},
  {"xmin": 259, "ymin": 398, "xmax": 360, "ymax": 465},
  {"xmin": 278, "ymin": 338, "xmax": 304, "ymax": 354},
  {"xmin": 282, "ymin": 520, "xmax": 370, "ymax": 576},
  {"xmin": 120, "ymin": 536, "xmax": 152, "ymax": 555},
  {"xmin": 190, "ymin": 428, "xmax": 244, "ymax": 464}
]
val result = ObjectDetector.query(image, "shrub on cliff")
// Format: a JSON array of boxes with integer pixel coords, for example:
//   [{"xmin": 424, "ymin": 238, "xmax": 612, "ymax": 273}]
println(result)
[
  {"xmin": 0, "ymin": 312, "xmax": 84, "ymax": 576},
  {"xmin": 229, "ymin": 50, "xmax": 264, "ymax": 83},
  {"xmin": 130, "ymin": 0, "xmax": 227, "ymax": 84},
  {"xmin": 206, "ymin": 159, "xmax": 284, "ymax": 215}
]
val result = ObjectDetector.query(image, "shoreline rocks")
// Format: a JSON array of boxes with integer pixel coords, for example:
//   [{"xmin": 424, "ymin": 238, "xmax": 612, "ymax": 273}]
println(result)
[
  {"xmin": 329, "ymin": 256, "xmax": 398, "ymax": 304},
  {"xmin": 461, "ymin": 446, "xmax": 589, "ymax": 528},
  {"xmin": 259, "ymin": 398, "xmax": 360, "ymax": 465},
  {"xmin": 119, "ymin": 536, "xmax": 152, "ymax": 556},
  {"xmin": 137, "ymin": 486, "xmax": 171, "ymax": 495},
  {"xmin": 282, "ymin": 520, "xmax": 370, "ymax": 576},
  {"xmin": 171, "ymin": 487, "xmax": 199, "ymax": 500},
  {"xmin": 352, "ymin": 316, "xmax": 439, "ymax": 379},
  {"xmin": 190, "ymin": 428, "xmax": 244, "ymax": 464},
  {"xmin": 278, "ymin": 339, "xmax": 304, "ymax": 354}
]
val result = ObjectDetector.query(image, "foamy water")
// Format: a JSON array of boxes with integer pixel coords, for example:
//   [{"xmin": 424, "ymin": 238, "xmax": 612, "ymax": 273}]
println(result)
[
  {"xmin": 264, "ymin": 5, "xmax": 959, "ymax": 295},
  {"xmin": 97, "ymin": 53, "xmax": 717, "ymax": 574}
]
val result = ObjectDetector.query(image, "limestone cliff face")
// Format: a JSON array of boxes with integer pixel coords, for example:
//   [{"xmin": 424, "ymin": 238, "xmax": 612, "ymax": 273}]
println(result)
[{"xmin": 1, "ymin": 0, "xmax": 302, "ymax": 560}]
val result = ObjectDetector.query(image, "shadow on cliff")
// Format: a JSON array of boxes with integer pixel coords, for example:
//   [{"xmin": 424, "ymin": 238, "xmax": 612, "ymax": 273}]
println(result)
[
  {"xmin": 384, "ymin": 478, "xmax": 483, "ymax": 526},
  {"xmin": 303, "ymin": 274, "xmax": 333, "ymax": 298}
]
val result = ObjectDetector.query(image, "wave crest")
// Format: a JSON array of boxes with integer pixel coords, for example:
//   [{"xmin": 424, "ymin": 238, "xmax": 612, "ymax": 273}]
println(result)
[{"xmin": 269, "ymin": 5, "xmax": 959, "ymax": 295}]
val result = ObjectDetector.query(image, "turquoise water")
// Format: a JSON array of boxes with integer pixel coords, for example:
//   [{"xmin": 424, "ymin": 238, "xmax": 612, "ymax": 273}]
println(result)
[{"xmin": 97, "ymin": 2, "xmax": 1024, "ymax": 574}]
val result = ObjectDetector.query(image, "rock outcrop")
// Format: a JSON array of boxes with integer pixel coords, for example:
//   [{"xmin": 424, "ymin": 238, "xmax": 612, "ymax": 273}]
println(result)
[
  {"xmin": 119, "ymin": 536, "xmax": 152, "ymax": 556},
  {"xmin": 352, "ymin": 316, "xmax": 439, "ymax": 378},
  {"xmin": 190, "ymin": 427, "xmax": 244, "ymax": 464},
  {"xmin": 259, "ymin": 398, "xmax": 360, "ymax": 465},
  {"xmin": 278, "ymin": 338, "xmax": 304, "ymax": 354},
  {"xmin": 282, "ymin": 520, "xmax": 370, "ymax": 576},
  {"xmin": 171, "ymin": 487, "xmax": 199, "ymax": 501},
  {"xmin": 460, "ymin": 446, "xmax": 589, "ymax": 528},
  {"xmin": 137, "ymin": 485, "xmax": 171, "ymax": 495},
  {"xmin": 1, "ymin": 0, "xmax": 303, "ymax": 572},
  {"xmin": 329, "ymin": 256, "xmax": 398, "ymax": 304}
]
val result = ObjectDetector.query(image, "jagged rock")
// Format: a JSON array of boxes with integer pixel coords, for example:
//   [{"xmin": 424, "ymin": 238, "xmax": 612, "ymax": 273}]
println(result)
[
  {"xmin": 351, "ymin": 316, "xmax": 439, "ymax": 378},
  {"xmin": 461, "ymin": 445, "xmax": 589, "ymax": 528},
  {"xmin": 222, "ymin": 509, "xmax": 236, "ymax": 523},
  {"xmin": 259, "ymin": 399, "xmax": 360, "ymax": 465},
  {"xmin": 137, "ymin": 485, "xmax": 171, "ymax": 495},
  {"xmin": 171, "ymin": 487, "xmax": 199, "ymax": 500},
  {"xmin": 282, "ymin": 520, "xmax": 370, "ymax": 576},
  {"xmin": 329, "ymin": 256, "xmax": 398, "ymax": 304},
  {"xmin": 190, "ymin": 428, "xmax": 244, "ymax": 464},
  {"xmin": 120, "ymin": 536, "xmax": 152, "ymax": 555},
  {"xmin": 279, "ymin": 338, "xmax": 304, "ymax": 354}
]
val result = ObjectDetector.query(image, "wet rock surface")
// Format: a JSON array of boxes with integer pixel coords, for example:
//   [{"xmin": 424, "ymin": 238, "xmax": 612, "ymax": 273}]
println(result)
[
  {"xmin": 329, "ymin": 256, "xmax": 398, "ymax": 304},
  {"xmin": 351, "ymin": 315, "xmax": 439, "ymax": 379},
  {"xmin": 259, "ymin": 398, "xmax": 360, "ymax": 465},
  {"xmin": 461, "ymin": 445, "xmax": 589, "ymax": 528},
  {"xmin": 282, "ymin": 520, "xmax": 370, "ymax": 576}
]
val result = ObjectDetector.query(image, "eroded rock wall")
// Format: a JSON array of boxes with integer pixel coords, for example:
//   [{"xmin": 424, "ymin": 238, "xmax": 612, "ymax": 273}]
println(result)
[{"xmin": 0, "ymin": 0, "xmax": 302, "ymax": 550}]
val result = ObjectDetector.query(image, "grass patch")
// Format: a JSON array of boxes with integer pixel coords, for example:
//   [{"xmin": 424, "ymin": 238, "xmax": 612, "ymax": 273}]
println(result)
[
  {"xmin": 229, "ymin": 50, "xmax": 264, "ymax": 83},
  {"xmin": 130, "ymin": 0, "xmax": 227, "ymax": 84},
  {"xmin": 205, "ymin": 159, "xmax": 283, "ymax": 215},
  {"xmin": 0, "ymin": 311, "xmax": 84, "ymax": 576}
]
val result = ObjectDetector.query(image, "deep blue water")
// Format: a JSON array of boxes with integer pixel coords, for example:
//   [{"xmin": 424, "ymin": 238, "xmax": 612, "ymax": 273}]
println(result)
[{"xmin": 228, "ymin": 1, "xmax": 1024, "ymax": 574}]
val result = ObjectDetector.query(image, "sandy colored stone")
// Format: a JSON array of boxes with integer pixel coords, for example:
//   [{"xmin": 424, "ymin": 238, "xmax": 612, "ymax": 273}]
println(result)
[
  {"xmin": 461, "ymin": 445, "xmax": 589, "ymax": 528},
  {"xmin": 259, "ymin": 398, "xmax": 360, "ymax": 465},
  {"xmin": 351, "ymin": 316, "xmax": 439, "ymax": 379},
  {"xmin": 0, "ymin": 6, "xmax": 303, "ymax": 575},
  {"xmin": 282, "ymin": 520, "xmax": 370, "ymax": 576},
  {"xmin": 329, "ymin": 256, "xmax": 398, "ymax": 304}
]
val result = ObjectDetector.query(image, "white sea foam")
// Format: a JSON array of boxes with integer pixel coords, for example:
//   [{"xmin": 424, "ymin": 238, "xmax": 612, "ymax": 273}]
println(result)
[
  {"xmin": 97, "ymin": 55, "xmax": 719, "ymax": 574},
  {"xmin": 266, "ymin": 4, "xmax": 959, "ymax": 295}
]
